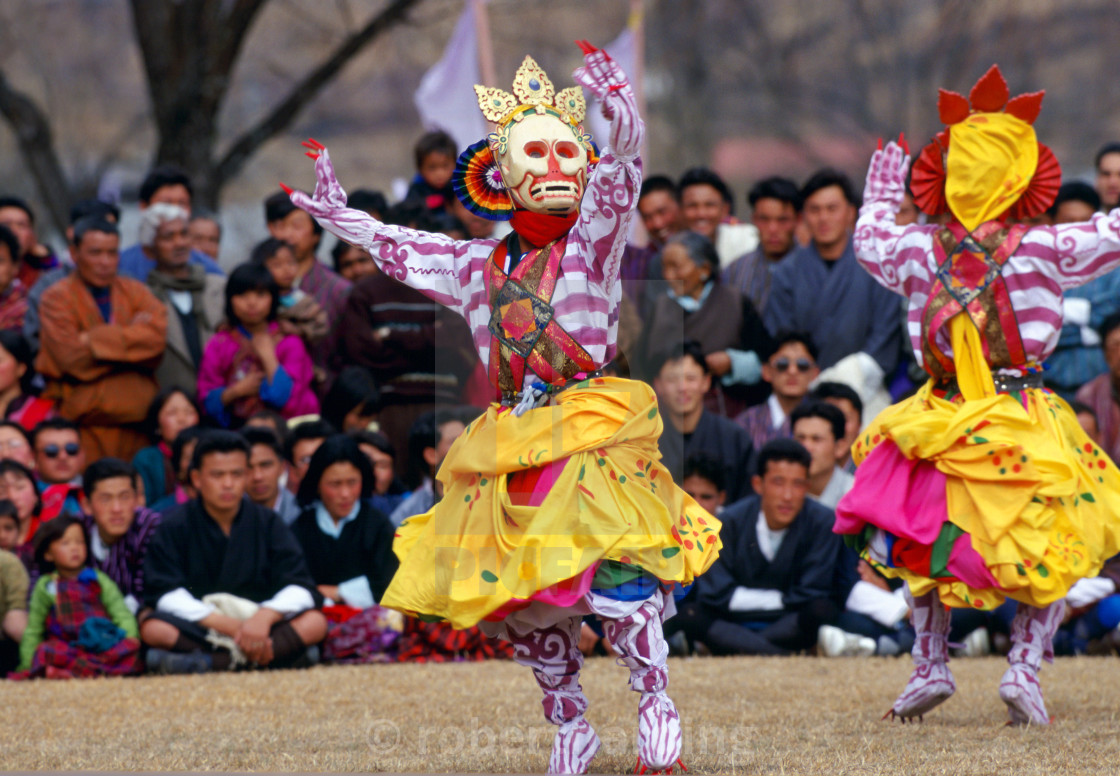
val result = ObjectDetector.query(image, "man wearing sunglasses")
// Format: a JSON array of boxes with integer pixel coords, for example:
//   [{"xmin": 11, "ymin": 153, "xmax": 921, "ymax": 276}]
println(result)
[
  {"xmin": 31, "ymin": 418, "xmax": 86, "ymax": 522},
  {"xmin": 735, "ymin": 332, "xmax": 820, "ymax": 451}
]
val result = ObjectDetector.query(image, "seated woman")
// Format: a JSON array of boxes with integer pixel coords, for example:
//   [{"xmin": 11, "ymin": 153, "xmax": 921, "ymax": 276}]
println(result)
[
  {"xmin": 0, "ymin": 420, "xmax": 34, "ymax": 470},
  {"xmin": 15, "ymin": 515, "xmax": 141, "ymax": 679},
  {"xmin": 0, "ymin": 330, "xmax": 54, "ymax": 431},
  {"xmin": 198, "ymin": 264, "xmax": 319, "ymax": 428},
  {"xmin": 633, "ymin": 230, "xmax": 773, "ymax": 416},
  {"xmin": 132, "ymin": 387, "xmax": 202, "ymax": 508},
  {"xmin": 348, "ymin": 429, "xmax": 408, "ymax": 517},
  {"xmin": 0, "ymin": 459, "xmax": 43, "ymax": 574},
  {"xmin": 289, "ymin": 434, "xmax": 400, "ymax": 663}
]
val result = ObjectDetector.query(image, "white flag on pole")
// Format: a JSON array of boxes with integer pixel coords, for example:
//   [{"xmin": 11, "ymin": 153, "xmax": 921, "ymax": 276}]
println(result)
[{"xmin": 413, "ymin": 2, "xmax": 488, "ymax": 154}]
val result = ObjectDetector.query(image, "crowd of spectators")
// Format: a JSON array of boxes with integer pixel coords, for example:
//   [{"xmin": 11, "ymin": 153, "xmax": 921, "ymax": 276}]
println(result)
[{"xmin": 1, "ymin": 131, "xmax": 1120, "ymax": 679}]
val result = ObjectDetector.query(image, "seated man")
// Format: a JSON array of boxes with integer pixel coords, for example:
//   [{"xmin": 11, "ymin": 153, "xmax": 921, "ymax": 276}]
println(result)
[
  {"xmin": 243, "ymin": 427, "xmax": 300, "ymax": 525},
  {"xmin": 284, "ymin": 419, "xmax": 335, "ymax": 496},
  {"xmin": 37, "ymin": 217, "xmax": 167, "ymax": 461},
  {"xmin": 691, "ymin": 439, "xmax": 840, "ymax": 655},
  {"xmin": 722, "ymin": 177, "xmax": 801, "ymax": 315},
  {"xmin": 681, "ymin": 453, "xmax": 728, "ymax": 518},
  {"xmin": 79, "ymin": 458, "xmax": 160, "ymax": 614},
  {"xmin": 32, "ymin": 418, "xmax": 86, "ymax": 522},
  {"xmin": 811, "ymin": 381, "xmax": 864, "ymax": 474},
  {"xmin": 1076, "ymin": 312, "xmax": 1120, "ymax": 464},
  {"xmin": 791, "ymin": 402, "xmax": 854, "ymax": 510},
  {"xmin": 735, "ymin": 332, "xmax": 820, "ymax": 451},
  {"xmin": 654, "ymin": 341, "xmax": 754, "ymax": 503},
  {"xmin": 140, "ymin": 431, "xmax": 327, "ymax": 673}
]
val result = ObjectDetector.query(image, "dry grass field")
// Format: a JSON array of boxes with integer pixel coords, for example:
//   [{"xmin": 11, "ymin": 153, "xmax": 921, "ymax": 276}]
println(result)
[{"xmin": 3, "ymin": 655, "xmax": 1118, "ymax": 774}]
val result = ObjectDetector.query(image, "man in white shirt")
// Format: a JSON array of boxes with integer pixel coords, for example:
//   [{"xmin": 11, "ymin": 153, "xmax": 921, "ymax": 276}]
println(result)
[{"xmin": 691, "ymin": 439, "xmax": 841, "ymax": 655}]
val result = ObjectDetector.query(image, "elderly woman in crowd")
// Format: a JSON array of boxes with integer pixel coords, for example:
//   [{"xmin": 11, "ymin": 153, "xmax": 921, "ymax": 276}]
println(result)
[{"xmin": 634, "ymin": 230, "xmax": 773, "ymax": 415}]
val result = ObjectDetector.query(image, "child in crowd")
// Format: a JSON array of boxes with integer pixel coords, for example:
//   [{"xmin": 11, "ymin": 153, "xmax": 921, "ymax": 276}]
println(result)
[
  {"xmin": 198, "ymin": 264, "xmax": 319, "ymax": 427},
  {"xmin": 404, "ymin": 130, "xmax": 457, "ymax": 213},
  {"xmin": 149, "ymin": 426, "xmax": 206, "ymax": 515},
  {"xmin": 0, "ymin": 225, "xmax": 28, "ymax": 332},
  {"xmin": 16, "ymin": 515, "xmax": 141, "ymax": 679},
  {"xmin": 0, "ymin": 500, "xmax": 18, "ymax": 551},
  {"xmin": 321, "ymin": 366, "xmax": 379, "ymax": 433},
  {"xmin": 132, "ymin": 388, "xmax": 201, "ymax": 508},
  {"xmin": 0, "ymin": 460, "xmax": 43, "ymax": 573},
  {"xmin": 250, "ymin": 238, "xmax": 328, "ymax": 351}
]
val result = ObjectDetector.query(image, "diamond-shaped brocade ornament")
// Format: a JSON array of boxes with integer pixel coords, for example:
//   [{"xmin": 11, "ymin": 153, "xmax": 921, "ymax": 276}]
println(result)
[
  {"xmin": 488, "ymin": 279, "xmax": 555, "ymax": 357},
  {"xmin": 936, "ymin": 236, "xmax": 1001, "ymax": 307}
]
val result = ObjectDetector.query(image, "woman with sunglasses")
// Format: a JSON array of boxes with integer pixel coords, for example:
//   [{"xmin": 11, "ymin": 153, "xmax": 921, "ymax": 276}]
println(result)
[{"xmin": 634, "ymin": 230, "xmax": 773, "ymax": 417}]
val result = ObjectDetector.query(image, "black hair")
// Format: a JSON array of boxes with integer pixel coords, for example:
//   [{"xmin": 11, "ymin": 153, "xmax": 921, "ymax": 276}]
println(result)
[
  {"xmin": 241, "ymin": 426, "xmax": 284, "ymax": 460},
  {"xmin": 224, "ymin": 263, "xmax": 280, "ymax": 327},
  {"xmin": 142, "ymin": 386, "xmax": 201, "ymax": 443},
  {"xmin": 33, "ymin": 514, "xmax": 87, "ymax": 572},
  {"xmin": 0, "ymin": 421, "xmax": 31, "ymax": 451},
  {"xmin": 811, "ymin": 381, "xmax": 864, "ymax": 423},
  {"xmin": 348, "ymin": 429, "xmax": 395, "ymax": 459},
  {"xmin": 748, "ymin": 176, "xmax": 802, "ymax": 212},
  {"xmin": 1099, "ymin": 311, "xmax": 1120, "ymax": 344},
  {"xmin": 653, "ymin": 339, "xmax": 710, "ymax": 380},
  {"xmin": 264, "ymin": 190, "xmax": 323, "ymax": 235},
  {"xmin": 170, "ymin": 426, "xmax": 206, "ymax": 478},
  {"xmin": 1068, "ymin": 400, "xmax": 1097, "ymax": 424},
  {"xmin": 801, "ymin": 168, "xmax": 860, "ymax": 208},
  {"xmin": 0, "ymin": 196, "xmax": 33, "ymax": 224},
  {"xmin": 1095, "ymin": 142, "xmax": 1120, "ymax": 171},
  {"xmin": 678, "ymin": 167, "xmax": 734, "ymax": 214},
  {"xmin": 69, "ymin": 199, "xmax": 120, "ymax": 225},
  {"xmin": 322, "ymin": 366, "xmax": 380, "ymax": 432},
  {"xmin": 31, "ymin": 417, "xmax": 80, "ymax": 449},
  {"xmin": 330, "ymin": 240, "xmax": 372, "ymax": 273},
  {"xmin": 1048, "ymin": 181, "xmax": 1101, "ymax": 217},
  {"xmin": 0, "ymin": 500, "xmax": 16, "ymax": 526},
  {"xmin": 756, "ymin": 438, "xmax": 811, "ymax": 478},
  {"xmin": 415, "ymin": 210, "xmax": 466, "ymax": 238},
  {"xmin": 0, "ymin": 329, "xmax": 35, "ymax": 395},
  {"xmin": 791, "ymin": 401, "xmax": 846, "ymax": 444},
  {"xmin": 71, "ymin": 216, "xmax": 119, "ymax": 247},
  {"xmin": 639, "ymin": 175, "xmax": 678, "ymax": 202},
  {"xmin": 283, "ymin": 419, "xmax": 336, "ymax": 464},
  {"xmin": 246, "ymin": 410, "xmax": 289, "ymax": 443},
  {"xmin": 683, "ymin": 453, "xmax": 725, "ymax": 493},
  {"xmin": 297, "ymin": 433, "xmax": 375, "ymax": 507},
  {"xmin": 189, "ymin": 429, "xmax": 250, "ymax": 472},
  {"xmin": 405, "ymin": 409, "xmax": 465, "ymax": 491},
  {"xmin": 346, "ymin": 189, "xmax": 388, "ymax": 217},
  {"xmin": 0, "ymin": 459, "xmax": 41, "ymax": 518},
  {"xmin": 82, "ymin": 458, "xmax": 138, "ymax": 499},
  {"xmin": 414, "ymin": 130, "xmax": 458, "ymax": 170},
  {"xmin": 0, "ymin": 225, "xmax": 19, "ymax": 265},
  {"xmin": 249, "ymin": 237, "xmax": 294, "ymax": 267},
  {"xmin": 139, "ymin": 165, "xmax": 193, "ymax": 204},
  {"xmin": 665, "ymin": 230, "xmax": 720, "ymax": 276},
  {"xmin": 768, "ymin": 330, "xmax": 819, "ymax": 364},
  {"xmin": 382, "ymin": 200, "xmax": 428, "ymax": 229}
]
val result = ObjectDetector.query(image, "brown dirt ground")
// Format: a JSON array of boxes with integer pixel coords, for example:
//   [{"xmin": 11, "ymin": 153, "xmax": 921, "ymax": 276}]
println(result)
[{"xmin": 2, "ymin": 655, "xmax": 1118, "ymax": 774}]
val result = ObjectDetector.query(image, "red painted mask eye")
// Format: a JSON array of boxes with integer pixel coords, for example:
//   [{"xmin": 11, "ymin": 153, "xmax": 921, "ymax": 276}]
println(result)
[
  {"xmin": 523, "ymin": 141, "xmax": 548, "ymax": 159},
  {"xmin": 555, "ymin": 141, "xmax": 580, "ymax": 160}
]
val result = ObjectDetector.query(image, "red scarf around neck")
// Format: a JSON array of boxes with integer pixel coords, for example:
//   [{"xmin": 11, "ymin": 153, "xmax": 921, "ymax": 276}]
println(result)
[{"xmin": 509, "ymin": 209, "xmax": 579, "ymax": 249}]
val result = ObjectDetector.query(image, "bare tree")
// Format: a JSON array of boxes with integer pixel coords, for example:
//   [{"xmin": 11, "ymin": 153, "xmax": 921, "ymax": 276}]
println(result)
[{"xmin": 0, "ymin": 0, "xmax": 424, "ymax": 232}]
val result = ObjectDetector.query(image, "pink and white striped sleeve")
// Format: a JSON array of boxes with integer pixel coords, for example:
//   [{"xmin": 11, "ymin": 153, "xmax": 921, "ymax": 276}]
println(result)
[
  {"xmin": 854, "ymin": 141, "xmax": 936, "ymax": 298},
  {"xmin": 1018, "ymin": 209, "xmax": 1120, "ymax": 290}
]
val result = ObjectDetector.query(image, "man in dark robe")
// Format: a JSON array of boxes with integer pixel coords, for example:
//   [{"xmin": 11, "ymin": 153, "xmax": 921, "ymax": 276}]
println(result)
[
  {"xmin": 764, "ymin": 169, "xmax": 901, "ymax": 376},
  {"xmin": 654, "ymin": 342, "xmax": 754, "ymax": 503},
  {"xmin": 140, "ymin": 431, "xmax": 327, "ymax": 673},
  {"xmin": 685, "ymin": 438, "xmax": 841, "ymax": 655}
]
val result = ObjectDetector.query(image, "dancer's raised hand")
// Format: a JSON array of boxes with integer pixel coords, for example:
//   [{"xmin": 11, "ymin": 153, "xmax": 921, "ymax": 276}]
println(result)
[
  {"xmin": 572, "ymin": 40, "xmax": 643, "ymax": 159},
  {"xmin": 864, "ymin": 135, "xmax": 911, "ymax": 209}
]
